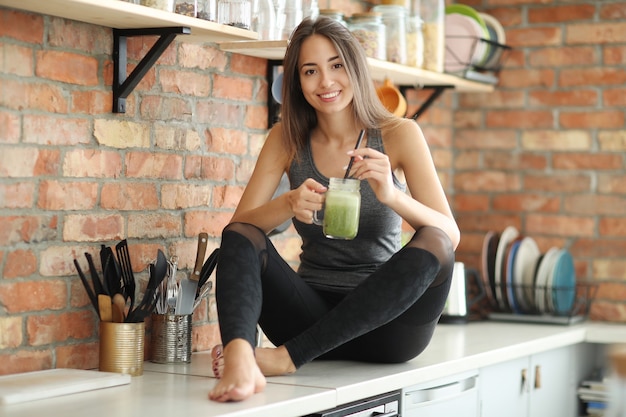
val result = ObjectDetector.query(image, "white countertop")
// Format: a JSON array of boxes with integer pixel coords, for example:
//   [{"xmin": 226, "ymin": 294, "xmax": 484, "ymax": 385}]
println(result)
[{"xmin": 2, "ymin": 321, "xmax": 625, "ymax": 417}]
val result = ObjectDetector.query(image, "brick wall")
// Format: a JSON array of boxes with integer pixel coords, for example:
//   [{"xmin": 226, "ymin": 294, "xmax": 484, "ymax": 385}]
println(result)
[
  {"xmin": 0, "ymin": 0, "xmax": 625, "ymax": 376},
  {"xmin": 449, "ymin": 0, "xmax": 626, "ymax": 322}
]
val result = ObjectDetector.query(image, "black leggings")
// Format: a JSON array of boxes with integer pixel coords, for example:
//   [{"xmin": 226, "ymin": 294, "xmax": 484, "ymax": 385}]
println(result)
[{"xmin": 215, "ymin": 222, "xmax": 454, "ymax": 368}]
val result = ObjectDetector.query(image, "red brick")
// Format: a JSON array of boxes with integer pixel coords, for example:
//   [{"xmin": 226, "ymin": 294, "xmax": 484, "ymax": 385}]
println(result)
[
  {"xmin": 139, "ymin": 95, "xmax": 192, "ymax": 121},
  {"xmin": 56, "ymin": 342, "xmax": 99, "ymax": 370},
  {"xmin": 0, "ymin": 350, "xmax": 52, "ymax": 376},
  {"xmin": 245, "ymin": 104, "xmax": 269, "ymax": 130},
  {"xmin": 212, "ymin": 185, "xmax": 245, "ymax": 209},
  {"xmin": 63, "ymin": 149, "xmax": 123, "ymax": 178},
  {"xmin": 498, "ymin": 69, "xmax": 555, "ymax": 89},
  {"xmin": 451, "ymin": 110, "xmax": 482, "ymax": 129},
  {"xmin": 590, "ymin": 301, "xmax": 626, "ymax": 322},
  {"xmin": 184, "ymin": 155, "xmax": 236, "ymax": 181},
  {"xmin": 603, "ymin": 88, "xmax": 626, "ymax": 107},
  {"xmin": 553, "ymin": 153, "xmax": 623, "ymax": 170},
  {"xmin": 47, "ymin": 17, "xmax": 110, "ymax": 54},
  {"xmin": 161, "ymin": 183, "xmax": 212, "ymax": 209},
  {"xmin": 528, "ymin": 5, "xmax": 594, "ymax": 23},
  {"xmin": 70, "ymin": 90, "xmax": 113, "ymax": 114},
  {"xmin": 230, "ymin": 53, "xmax": 267, "ymax": 76},
  {"xmin": 1, "ymin": 42, "xmax": 34, "ymax": 76},
  {"xmin": 127, "ymin": 213, "xmax": 182, "ymax": 239},
  {"xmin": 453, "ymin": 195, "xmax": 490, "ymax": 212},
  {"xmin": 567, "ymin": 22, "xmax": 626, "ymax": 44},
  {"xmin": 529, "ymin": 90, "xmax": 598, "ymax": 107},
  {"xmin": 4, "ymin": 249, "xmax": 37, "ymax": 278},
  {"xmin": 564, "ymin": 194, "xmax": 626, "ymax": 216},
  {"xmin": 127, "ymin": 35, "xmax": 176, "ymax": 65},
  {"xmin": 159, "ymin": 69, "xmax": 212, "ymax": 97},
  {"xmin": 38, "ymin": 180, "xmax": 98, "ymax": 210},
  {"xmin": 0, "ymin": 111, "xmax": 20, "ymax": 144},
  {"xmin": 62, "ymin": 214, "xmax": 125, "ymax": 242},
  {"xmin": 27, "ymin": 311, "xmax": 96, "ymax": 346},
  {"xmin": 0, "ymin": 182, "xmax": 36, "ymax": 208},
  {"xmin": 458, "ymin": 90, "xmax": 525, "ymax": 109},
  {"xmin": 524, "ymin": 174, "xmax": 591, "ymax": 193},
  {"xmin": 101, "ymin": 183, "xmax": 159, "ymax": 211},
  {"xmin": 484, "ymin": 152, "xmax": 548, "ymax": 171},
  {"xmin": 506, "ymin": 27, "xmax": 562, "ymax": 48},
  {"xmin": 154, "ymin": 125, "xmax": 202, "ymax": 151},
  {"xmin": 184, "ymin": 211, "xmax": 233, "ymax": 238},
  {"xmin": 599, "ymin": 218, "xmax": 626, "ymax": 237},
  {"xmin": 455, "ymin": 213, "xmax": 521, "ymax": 234},
  {"xmin": 431, "ymin": 148, "xmax": 452, "ymax": 170},
  {"xmin": 0, "ymin": 215, "xmax": 58, "ymax": 246},
  {"xmin": 0, "ymin": 280, "xmax": 67, "ymax": 313},
  {"xmin": 560, "ymin": 110, "xmax": 624, "ymax": 129},
  {"xmin": 560, "ymin": 68, "xmax": 626, "ymax": 88},
  {"xmin": 454, "ymin": 151, "xmax": 480, "ymax": 170},
  {"xmin": 593, "ymin": 259, "xmax": 626, "ymax": 280},
  {"xmin": 604, "ymin": 46, "xmax": 626, "ymax": 65},
  {"xmin": 571, "ymin": 238, "xmax": 626, "ymax": 259},
  {"xmin": 598, "ymin": 173, "xmax": 626, "ymax": 194},
  {"xmin": 529, "ymin": 46, "xmax": 597, "ymax": 67},
  {"xmin": 521, "ymin": 130, "xmax": 592, "ymax": 150},
  {"xmin": 196, "ymin": 100, "xmax": 248, "ymax": 126},
  {"xmin": 23, "ymin": 115, "xmax": 91, "ymax": 145},
  {"xmin": 212, "ymin": 74, "xmax": 255, "ymax": 101},
  {"xmin": 492, "ymin": 193, "xmax": 560, "ymax": 213},
  {"xmin": 600, "ymin": 3, "xmax": 626, "ymax": 20},
  {"xmin": 486, "ymin": 110, "xmax": 553, "ymax": 128},
  {"xmin": 125, "ymin": 151, "xmax": 183, "ymax": 179},
  {"xmin": 192, "ymin": 322, "xmax": 221, "ymax": 352},
  {"xmin": 526, "ymin": 214, "xmax": 594, "ymax": 237},
  {"xmin": 0, "ymin": 9, "xmax": 44, "ymax": 44},
  {"xmin": 0, "ymin": 316, "xmax": 22, "ymax": 349},
  {"xmin": 35, "ymin": 50, "xmax": 99, "ymax": 85},
  {"xmin": 1, "ymin": 79, "xmax": 69, "ymax": 113},
  {"xmin": 178, "ymin": 42, "xmax": 227, "ymax": 71},
  {"xmin": 454, "ymin": 171, "xmax": 520, "ymax": 192}
]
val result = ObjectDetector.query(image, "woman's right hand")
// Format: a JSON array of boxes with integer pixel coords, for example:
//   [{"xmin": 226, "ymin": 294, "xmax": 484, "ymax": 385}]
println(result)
[{"xmin": 288, "ymin": 178, "xmax": 327, "ymax": 224}]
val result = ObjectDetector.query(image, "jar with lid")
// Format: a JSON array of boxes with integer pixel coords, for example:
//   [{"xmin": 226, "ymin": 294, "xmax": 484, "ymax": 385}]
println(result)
[
  {"xmin": 319, "ymin": 9, "xmax": 346, "ymax": 26},
  {"xmin": 218, "ymin": 0, "xmax": 252, "ymax": 29},
  {"xmin": 197, "ymin": 0, "xmax": 217, "ymax": 21},
  {"xmin": 175, "ymin": 0, "xmax": 197, "ymax": 16},
  {"xmin": 251, "ymin": 0, "xmax": 277, "ymax": 39},
  {"xmin": 421, "ymin": 0, "xmax": 444, "ymax": 72},
  {"xmin": 406, "ymin": 15, "xmax": 424, "ymax": 68},
  {"xmin": 371, "ymin": 5, "xmax": 407, "ymax": 65},
  {"xmin": 276, "ymin": 0, "xmax": 303, "ymax": 40},
  {"xmin": 347, "ymin": 12, "xmax": 386, "ymax": 61},
  {"xmin": 140, "ymin": 0, "xmax": 175, "ymax": 12}
]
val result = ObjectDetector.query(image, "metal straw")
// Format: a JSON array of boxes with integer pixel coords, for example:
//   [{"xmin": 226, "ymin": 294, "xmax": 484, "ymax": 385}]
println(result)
[{"xmin": 343, "ymin": 129, "xmax": 365, "ymax": 179}]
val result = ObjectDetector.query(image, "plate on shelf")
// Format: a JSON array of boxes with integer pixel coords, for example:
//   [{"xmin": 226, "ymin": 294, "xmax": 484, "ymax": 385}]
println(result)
[
  {"xmin": 479, "ymin": 12, "xmax": 507, "ymax": 69},
  {"xmin": 481, "ymin": 231, "xmax": 500, "ymax": 309},
  {"xmin": 534, "ymin": 247, "xmax": 559, "ymax": 314},
  {"xmin": 550, "ymin": 249, "xmax": 576, "ymax": 315},
  {"xmin": 444, "ymin": 13, "xmax": 487, "ymax": 72},
  {"xmin": 505, "ymin": 237, "xmax": 523, "ymax": 314},
  {"xmin": 494, "ymin": 226, "xmax": 519, "ymax": 311},
  {"xmin": 512, "ymin": 236, "xmax": 541, "ymax": 313},
  {"xmin": 446, "ymin": 4, "xmax": 491, "ymax": 66}
]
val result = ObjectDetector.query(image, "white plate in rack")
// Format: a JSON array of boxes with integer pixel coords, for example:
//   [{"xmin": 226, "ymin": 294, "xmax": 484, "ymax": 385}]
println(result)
[
  {"xmin": 534, "ymin": 247, "xmax": 559, "ymax": 314},
  {"xmin": 494, "ymin": 226, "xmax": 519, "ymax": 311},
  {"xmin": 513, "ymin": 236, "xmax": 541, "ymax": 313}
]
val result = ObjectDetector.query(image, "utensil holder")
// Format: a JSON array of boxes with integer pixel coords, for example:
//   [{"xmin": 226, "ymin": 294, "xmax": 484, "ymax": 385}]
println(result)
[
  {"xmin": 150, "ymin": 314, "xmax": 192, "ymax": 364},
  {"xmin": 99, "ymin": 321, "xmax": 145, "ymax": 376}
]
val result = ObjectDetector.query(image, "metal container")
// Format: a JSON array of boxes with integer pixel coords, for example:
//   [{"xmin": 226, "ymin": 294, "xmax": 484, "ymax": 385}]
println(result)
[
  {"xmin": 99, "ymin": 321, "xmax": 145, "ymax": 376},
  {"xmin": 150, "ymin": 314, "xmax": 192, "ymax": 364}
]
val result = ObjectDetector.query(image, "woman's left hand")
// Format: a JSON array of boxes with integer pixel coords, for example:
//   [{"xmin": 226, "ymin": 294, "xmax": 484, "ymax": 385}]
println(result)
[{"xmin": 346, "ymin": 148, "xmax": 396, "ymax": 205}]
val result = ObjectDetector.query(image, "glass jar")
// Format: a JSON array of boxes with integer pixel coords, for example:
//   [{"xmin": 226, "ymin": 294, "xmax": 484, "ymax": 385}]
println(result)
[
  {"xmin": 372, "ymin": 5, "xmax": 407, "ymax": 65},
  {"xmin": 175, "ymin": 0, "xmax": 197, "ymax": 16},
  {"xmin": 348, "ymin": 12, "xmax": 386, "ymax": 61},
  {"xmin": 197, "ymin": 0, "xmax": 217, "ymax": 21},
  {"xmin": 252, "ymin": 0, "xmax": 277, "ymax": 39},
  {"xmin": 276, "ymin": 0, "xmax": 303, "ymax": 40},
  {"xmin": 406, "ymin": 15, "xmax": 424, "ymax": 68},
  {"xmin": 421, "ymin": 0, "xmax": 444, "ymax": 72},
  {"xmin": 218, "ymin": 0, "xmax": 252, "ymax": 29},
  {"xmin": 319, "ymin": 9, "xmax": 346, "ymax": 26},
  {"xmin": 140, "ymin": 0, "xmax": 175, "ymax": 12},
  {"xmin": 316, "ymin": 178, "xmax": 361, "ymax": 240}
]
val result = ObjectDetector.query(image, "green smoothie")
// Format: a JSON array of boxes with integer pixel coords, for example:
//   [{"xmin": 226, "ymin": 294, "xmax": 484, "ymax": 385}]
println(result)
[{"xmin": 323, "ymin": 191, "xmax": 360, "ymax": 239}]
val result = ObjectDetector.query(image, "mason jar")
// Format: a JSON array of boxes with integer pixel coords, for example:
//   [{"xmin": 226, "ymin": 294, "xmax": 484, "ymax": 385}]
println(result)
[
  {"xmin": 218, "ymin": 0, "xmax": 252, "ymax": 29},
  {"xmin": 406, "ymin": 15, "xmax": 424, "ymax": 68},
  {"xmin": 319, "ymin": 9, "xmax": 346, "ymax": 26},
  {"xmin": 175, "ymin": 0, "xmax": 197, "ymax": 16},
  {"xmin": 348, "ymin": 12, "xmax": 386, "ymax": 61},
  {"xmin": 372, "ymin": 5, "xmax": 407, "ymax": 65}
]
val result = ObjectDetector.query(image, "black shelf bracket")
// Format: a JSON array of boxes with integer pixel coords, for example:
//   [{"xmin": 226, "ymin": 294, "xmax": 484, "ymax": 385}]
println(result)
[
  {"xmin": 400, "ymin": 85, "xmax": 452, "ymax": 120},
  {"xmin": 113, "ymin": 27, "xmax": 191, "ymax": 113}
]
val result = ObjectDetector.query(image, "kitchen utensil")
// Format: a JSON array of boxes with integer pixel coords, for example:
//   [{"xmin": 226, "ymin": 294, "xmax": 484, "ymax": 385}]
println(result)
[
  {"xmin": 112, "ymin": 293, "xmax": 126, "ymax": 323},
  {"xmin": 100, "ymin": 245, "xmax": 122, "ymax": 297},
  {"xmin": 177, "ymin": 233, "xmax": 208, "ymax": 315},
  {"xmin": 193, "ymin": 280, "xmax": 213, "ymax": 311},
  {"xmin": 166, "ymin": 256, "xmax": 179, "ymax": 314},
  {"xmin": 375, "ymin": 79, "xmax": 407, "ymax": 117},
  {"xmin": 126, "ymin": 249, "xmax": 168, "ymax": 323},
  {"xmin": 115, "ymin": 239, "xmax": 136, "ymax": 310},
  {"xmin": 197, "ymin": 248, "xmax": 219, "ymax": 298},
  {"xmin": 343, "ymin": 130, "xmax": 365, "ymax": 179},
  {"xmin": 85, "ymin": 252, "xmax": 106, "ymax": 296},
  {"xmin": 73, "ymin": 259, "xmax": 98, "ymax": 313},
  {"xmin": 98, "ymin": 294, "xmax": 112, "ymax": 322}
]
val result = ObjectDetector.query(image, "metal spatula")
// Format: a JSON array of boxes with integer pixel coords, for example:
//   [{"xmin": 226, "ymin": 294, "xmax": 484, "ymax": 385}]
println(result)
[{"xmin": 176, "ymin": 233, "xmax": 208, "ymax": 315}]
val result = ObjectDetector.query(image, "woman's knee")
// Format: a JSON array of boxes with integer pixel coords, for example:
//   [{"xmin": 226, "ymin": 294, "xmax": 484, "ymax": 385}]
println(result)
[{"xmin": 410, "ymin": 226, "xmax": 454, "ymax": 266}]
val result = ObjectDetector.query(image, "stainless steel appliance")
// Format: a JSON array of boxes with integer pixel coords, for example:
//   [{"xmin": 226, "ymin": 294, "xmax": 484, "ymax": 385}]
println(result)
[
  {"xmin": 440, "ymin": 262, "xmax": 484, "ymax": 323},
  {"xmin": 303, "ymin": 390, "xmax": 400, "ymax": 417},
  {"xmin": 402, "ymin": 370, "xmax": 480, "ymax": 416}
]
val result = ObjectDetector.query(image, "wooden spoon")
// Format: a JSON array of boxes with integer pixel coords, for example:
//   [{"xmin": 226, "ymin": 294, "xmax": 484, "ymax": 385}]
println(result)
[
  {"xmin": 112, "ymin": 293, "xmax": 126, "ymax": 323},
  {"xmin": 98, "ymin": 294, "xmax": 112, "ymax": 322}
]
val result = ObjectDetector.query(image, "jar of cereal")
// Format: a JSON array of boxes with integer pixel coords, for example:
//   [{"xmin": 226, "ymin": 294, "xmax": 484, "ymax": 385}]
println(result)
[
  {"xmin": 348, "ymin": 12, "xmax": 386, "ymax": 61},
  {"xmin": 319, "ymin": 9, "xmax": 346, "ymax": 27},
  {"xmin": 372, "ymin": 5, "xmax": 407, "ymax": 65},
  {"xmin": 406, "ymin": 15, "xmax": 424, "ymax": 68}
]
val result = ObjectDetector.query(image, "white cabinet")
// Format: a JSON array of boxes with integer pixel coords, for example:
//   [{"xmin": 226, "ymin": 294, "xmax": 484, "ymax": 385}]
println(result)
[{"xmin": 479, "ymin": 346, "xmax": 576, "ymax": 417}]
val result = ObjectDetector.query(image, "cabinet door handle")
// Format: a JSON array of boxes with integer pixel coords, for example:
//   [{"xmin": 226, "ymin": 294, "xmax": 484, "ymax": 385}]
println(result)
[
  {"xmin": 534, "ymin": 365, "xmax": 542, "ymax": 389},
  {"xmin": 521, "ymin": 368, "xmax": 529, "ymax": 393}
]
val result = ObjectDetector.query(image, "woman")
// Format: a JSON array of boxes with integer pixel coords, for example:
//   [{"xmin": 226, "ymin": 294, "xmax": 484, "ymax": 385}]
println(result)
[{"xmin": 208, "ymin": 16, "xmax": 460, "ymax": 402}]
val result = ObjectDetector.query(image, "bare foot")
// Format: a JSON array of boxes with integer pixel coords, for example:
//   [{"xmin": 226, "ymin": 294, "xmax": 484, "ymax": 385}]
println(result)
[
  {"xmin": 211, "ymin": 344, "xmax": 296, "ymax": 378},
  {"xmin": 208, "ymin": 339, "xmax": 267, "ymax": 402}
]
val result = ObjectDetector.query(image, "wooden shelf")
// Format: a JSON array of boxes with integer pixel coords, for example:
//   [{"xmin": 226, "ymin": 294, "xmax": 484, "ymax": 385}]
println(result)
[
  {"xmin": 219, "ymin": 40, "xmax": 495, "ymax": 93},
  {"xmin": 0, "ymin": 0, "xmax": 258, "ymax": 42}
]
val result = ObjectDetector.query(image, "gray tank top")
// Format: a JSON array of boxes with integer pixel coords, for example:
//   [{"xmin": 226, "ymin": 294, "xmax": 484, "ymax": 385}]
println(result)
[{"xmin": 289, "ymin": 128, "xmax": 406, "ymax": 292}]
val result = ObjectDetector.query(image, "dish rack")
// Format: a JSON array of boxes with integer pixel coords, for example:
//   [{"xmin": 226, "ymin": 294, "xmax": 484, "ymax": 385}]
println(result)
[
  {"xmin": 444, "ymin": 35, "xmax": 512, "ymax": 84},
  {"xmin": 487, "ymin": 281, "xmax": 598, "ymax": 325}
]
